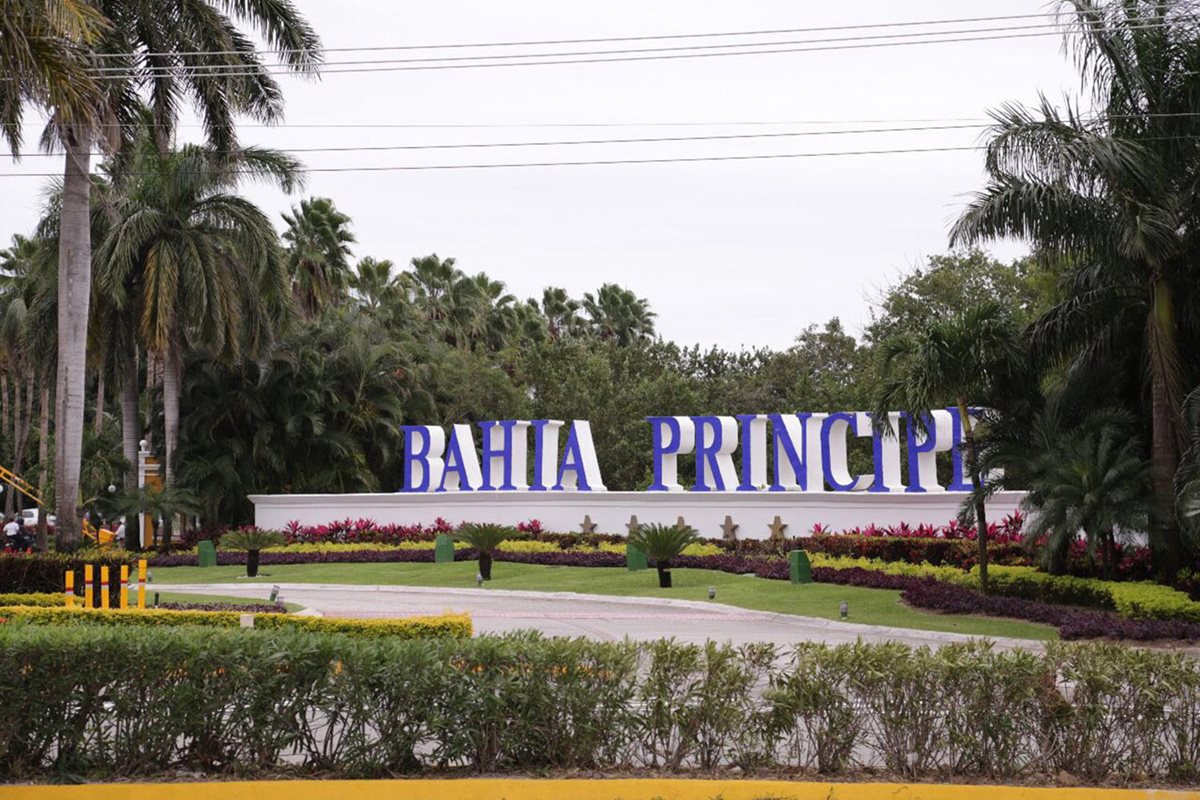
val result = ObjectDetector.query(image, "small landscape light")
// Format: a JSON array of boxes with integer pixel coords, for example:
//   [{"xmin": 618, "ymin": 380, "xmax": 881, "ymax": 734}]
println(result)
[
  {"xmin": 107, "ymin": 484, "xmax": 116, "ymax": 494},
  {"xmin": 269, "ymin": 585, "xmax": 280, "ymax": 602},
  {"xmin": 707, "ymin": 586, "xmax": 716, "ymax": 600},
  {"xmin": 475, "ymin": 572, "xmax": 484, "ymax": 587},
  {"xmin": 839, "ymin": 600, "xmax": 849, "ymax": 620},
  {"xmin": 153, "ymin": 591, "xmax": 160, "ymax": 607}
]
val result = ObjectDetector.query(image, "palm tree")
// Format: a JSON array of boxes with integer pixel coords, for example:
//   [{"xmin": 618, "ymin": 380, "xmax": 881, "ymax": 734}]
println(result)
[
  {"xmin": 16, "ymin": 0, "xmax": 319, "ymax": 548},
  {"xmin": 282, "ymin": 197, "xmax": 356, "ymax": 317},
  {"xmin": 627, "ymin": 522, "xmax": 700, "ymax": 588},
  {"xmin": 950, "ymin": 0, "xmax": 1200, "ymax": 577},
  {"xmin": 220, "ymin": 529, "xmax": 285, "ymax": 577},
  {"xmin": 1020, "ymin": 409, "xmax": 1151, "ymax": 579},
  {"xmin": 582, "ymin": 283, "xmax": 656, "ymax": 345},
  {"xmin": 97, "ymin": 132, "xmax": 301, "ymax": 488},
  {"xmin": 454, "ymin": 523, "xmax": 520, "ymax": 580},
  {"xmin": 538, "ymin": 287, "xmax": 585, "ymax": 340},
  {"xmin": 875, "ymin": 302, "xmax": 1022, "ymax": 592},
  {"xmin": 350, "ymin": 257, "xmax": 402, "ymax": 314},
  {"xmin": 0, "ymin": 0, "xmax": 106, "ymax": 156}
]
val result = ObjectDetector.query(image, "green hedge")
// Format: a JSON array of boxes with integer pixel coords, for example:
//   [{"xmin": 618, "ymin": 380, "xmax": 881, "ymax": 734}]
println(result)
[
  {"xmin": 1, "ymin": 625, "xmax": 1198, "ymax": 783},
  {"xmin": 0, "ymin": 551, "xmax": 139, "ymax": 604},
  {"xmin": 0, "ymin": 605, "xmax": 472, "ymax": 639},
  {"xmin": 0, "ymin": 592, "xmax": 61, "ymax": 607}
]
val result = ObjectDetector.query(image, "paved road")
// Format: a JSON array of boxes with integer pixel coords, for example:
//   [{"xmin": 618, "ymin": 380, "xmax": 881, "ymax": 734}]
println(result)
[{"xmin": 158, "ymin": 581, "xmax": 1044, "ymax": 649}]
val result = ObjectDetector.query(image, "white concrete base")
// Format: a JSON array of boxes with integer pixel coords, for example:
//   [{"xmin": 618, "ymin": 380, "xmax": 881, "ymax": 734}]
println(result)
[{"xmin": 249, "ymin": 490, "xmax": 1027, "ymax": 540}]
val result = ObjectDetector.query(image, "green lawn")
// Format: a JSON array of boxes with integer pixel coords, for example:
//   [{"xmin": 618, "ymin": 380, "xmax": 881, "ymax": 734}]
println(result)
[{"xmin": 152, "ymin": 561, "xmax": 1056, "ymax": 641}]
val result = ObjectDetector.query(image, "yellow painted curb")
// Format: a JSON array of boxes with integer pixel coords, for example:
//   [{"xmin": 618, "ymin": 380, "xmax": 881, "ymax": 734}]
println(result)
[{"xmin": 2, "ymin": 780, "xmax": 1198, "ymax": 800}]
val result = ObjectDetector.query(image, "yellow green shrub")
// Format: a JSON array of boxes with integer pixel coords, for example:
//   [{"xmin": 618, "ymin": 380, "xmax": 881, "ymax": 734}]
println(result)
[
  {"xmin": 0, "ymin": 592, "xmax": 63, "ymax": 607},
  {"xmin": 0, "ymin": 605, "xmax": 472, "ymax": 639}
]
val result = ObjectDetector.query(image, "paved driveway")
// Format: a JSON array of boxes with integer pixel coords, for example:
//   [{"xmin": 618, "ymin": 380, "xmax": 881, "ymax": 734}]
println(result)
[{"xmin": 157, "ymin": 581, "xmax": 1044, "ymax": 650}]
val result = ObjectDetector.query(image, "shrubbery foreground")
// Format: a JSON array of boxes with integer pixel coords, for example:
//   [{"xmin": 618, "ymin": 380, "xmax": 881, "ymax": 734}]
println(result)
[{"xmin": 2, "ymin": 625, "xmax": 1199, "ymax": 783}]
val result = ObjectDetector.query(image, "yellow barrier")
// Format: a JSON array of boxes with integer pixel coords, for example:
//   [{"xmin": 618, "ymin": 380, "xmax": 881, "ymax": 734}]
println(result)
[
  {"xmin": 64, "ymin": 560, "xmax": 147, "ymax": 610},
  {"xmin": 1, "ymin": 780, "xmax": 1197, "ymax": 800},
  {"xmin": 119, "ymin": 564, "xmax": 129, "ymax": 610}
]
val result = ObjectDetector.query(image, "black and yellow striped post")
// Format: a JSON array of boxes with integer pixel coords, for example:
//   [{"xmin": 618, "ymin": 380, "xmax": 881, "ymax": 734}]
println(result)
[
  {"xmin": 84, "ymin": 564, "xmax": 94, "ymax": 608},
  {"xmin": 64, "ymin": 570, "xmax": 75, "ymax": 608},
  {"xmin": 100, "ymin": 566, "xmax": 110, "ymax": 610},
  {"xmin": 119, "ymin": 565, "xmax": 129, "ymax": 609}
]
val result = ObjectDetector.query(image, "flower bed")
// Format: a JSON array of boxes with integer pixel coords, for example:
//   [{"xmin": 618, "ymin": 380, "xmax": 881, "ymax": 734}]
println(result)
[{"xmin": 900, "ymin": 579, "xmax": 1200, "ymax": 641}]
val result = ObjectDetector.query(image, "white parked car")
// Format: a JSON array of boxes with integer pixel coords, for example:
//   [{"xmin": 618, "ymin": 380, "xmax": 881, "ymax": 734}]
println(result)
[{"xmin": 19, "ymin": 509, "xmax": 55, "ymax": 529}]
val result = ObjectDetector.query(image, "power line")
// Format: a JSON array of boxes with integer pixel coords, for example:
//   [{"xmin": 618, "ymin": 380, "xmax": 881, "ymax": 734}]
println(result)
[
  {"xmin": 0, "ymin": 122, "xmax": 989, "ymax": 159},
  {"xmin": 0, "ymin": 144, "xmax": 984, "ymax": 177},
  {"xmin": 77, "ymin": 17, "xmax": 1179, "ymax": 80},
  {"xmin": 88, "ymin": 21, "xmax": 1069, "ymax": 74},
  {"xmin": 87, "ymin": 12, "xmax": 1060, "ymax": 59},
  {"xmin": 72, "ymin": 30, "xmax": 1073, "ymax": 79}
]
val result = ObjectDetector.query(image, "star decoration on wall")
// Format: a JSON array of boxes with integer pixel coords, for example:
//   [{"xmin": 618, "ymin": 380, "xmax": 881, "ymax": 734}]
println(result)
[
  {"xmin": 580, "ymin": 514, "xmax": 598, "ymax": 534},
  {"xmin": 768, "ymin": 515, "xmax": 788, "ymax": 541},
  {"xmin": 720, "ymin": 515, "xmax": 739, "ymax": 542}
]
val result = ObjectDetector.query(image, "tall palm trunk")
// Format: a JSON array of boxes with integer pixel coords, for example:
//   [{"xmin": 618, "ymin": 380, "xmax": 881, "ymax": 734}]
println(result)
[
  {"xmin": 1, "ymin": 371, "xmax": 9, "ymax": 461},
  {"xmin": 11, "ymin": 376, "xmax": 33, "ymax": 513},
  {"xmin": 2, "ymin": 374, "xmax": 11, "ymax": 517},
  {"xmin": 93, "ymin": 368, "xmax": 105, "ymax": 435},
  {"xmin": 6, "ymin": 375, "xmax": 22, "ymax": 516},
  {"xmin": 121, "ymin": 349, "xmax": 139, "ymax": 488},
  {"xmin": 121, "ymin": 349, "xmax": 140, "ymax": 550},
  {"xmin": 162, "ymin": 343, "xmax": 180, "ymax": 486},
  {"xmin": 36, "ymin": 382, "xmax": 49, "ymax": 551},
  {"xmin": 54, "ymin": 131, "xmax": 93, "ymax": 549},
  {"xmin": 957, "ymin": 398, "xmax": 989, "ymax": 593},
  {"xmin": 1148, "ymin": 274, "xmax": 1183, "ymax": 580}
]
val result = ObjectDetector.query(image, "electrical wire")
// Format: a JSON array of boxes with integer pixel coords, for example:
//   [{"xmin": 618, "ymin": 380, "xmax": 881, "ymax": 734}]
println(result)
[
  {"xmin": 0, "ymin": 122, "xmax": 989, "ymax": 158},
  {"xmin": 87, "ymin": 20, "xmax": 1071, "ymax": 74},
  {"xmin": 0, "ymin": 144, "xmax": 984, "ymax": 177},
  {"xmin": 87, "ymin": 12, "xmax": 1062, "ymax": 59}
]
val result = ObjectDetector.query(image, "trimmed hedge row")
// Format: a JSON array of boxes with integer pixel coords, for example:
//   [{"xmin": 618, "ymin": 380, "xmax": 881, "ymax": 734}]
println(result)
[
  {"xmin": 0, "ymin": 605, "xmax": 472, "ymax": 640},
  {"xmin": 2, "ymin": 626, "xmax": 1198, "ymax": 782},
  {"xmin": 0, "ymin": 592, "xmax": 61, "ymax": 607}
]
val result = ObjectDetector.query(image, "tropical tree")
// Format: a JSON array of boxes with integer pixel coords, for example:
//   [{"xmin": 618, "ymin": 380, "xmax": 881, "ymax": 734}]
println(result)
[
  {"xmin": 283, "ymin": 197, "xmax": 356, "ymax": 316},
  {"xmin": 1020, "ymin": 409, "xmax": 1152, "ymax": 579},
  {"xmin": 538, "ymin": 287, "xmax": 585, "ymax": 340},
  {"xmin": 96, "ymin": 132, "xmax": 301, "ymax": 487},
  {"xmin": 627, "ymin": 522, "xmax": 700, "ymax": 588},
  {"xmin": 112, "ymin": 483, "xmax": 201, "ymax": 550},
  {"xmin": 582, "ymin": 283, "xmax": 656, "ymax": 345},
  {"xmin": 875, "ymin": 302, "xmax": 1023, "ymax": 591},
  {"xmin": 220, "ymin": 529, "xmax": 285, "ymax": 577},
  {"xmin": 0, "ymin": 0, "xmax": 106, "ymax": 156},
  {"xmin": 950, "ymin": 0, "xmax": 1200, "ymax": 577},
  {"xmin": 7, "ymin": 0, "xmax": 320, "ymax": 548},
  {"xmin": 454, "ymin": 523, "xmax": 520, "ymax": 580},
  {"xmin": 350, "ymin": 256, "xmax": 402, "ymax": 314}
]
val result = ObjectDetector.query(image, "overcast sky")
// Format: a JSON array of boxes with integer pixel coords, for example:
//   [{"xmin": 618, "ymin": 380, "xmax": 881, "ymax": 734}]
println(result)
[{"xmin": 0, "ymin": 0, "xmax": 1082, "ymax": 350}]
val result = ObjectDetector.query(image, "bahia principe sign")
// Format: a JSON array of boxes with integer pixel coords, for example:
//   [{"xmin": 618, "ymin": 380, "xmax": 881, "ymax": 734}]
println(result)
[{"xmin": 400, "ymin": 410, "xmax": 980, "ymax": 495}]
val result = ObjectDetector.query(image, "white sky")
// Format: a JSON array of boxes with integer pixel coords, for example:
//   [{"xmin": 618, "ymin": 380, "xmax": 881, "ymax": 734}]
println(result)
[{"xmin": 0, "ymin": 0, "xmax": 1081, "ymax": 350}]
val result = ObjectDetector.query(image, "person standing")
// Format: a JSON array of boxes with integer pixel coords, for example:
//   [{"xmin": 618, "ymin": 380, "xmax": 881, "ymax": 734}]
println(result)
[
  {"xmin": 3, "ymin": 516, "xmax": 20, "ymax": 544},
  {"xmin": 115, "ymin": 518, "xmax": 127, "ymax": 549}
]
